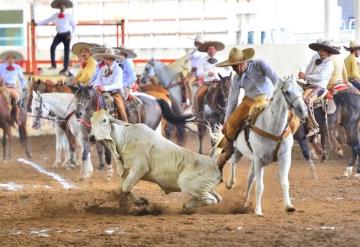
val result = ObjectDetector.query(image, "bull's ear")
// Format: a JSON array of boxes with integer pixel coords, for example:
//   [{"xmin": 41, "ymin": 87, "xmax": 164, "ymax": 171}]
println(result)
[
  {"xmin": 108, "ymin": 115, "xmax": 131, "ymax": 126},
  {"xmin": 67, "ymin": 85, "xmax": 79, "ymax": 94}
]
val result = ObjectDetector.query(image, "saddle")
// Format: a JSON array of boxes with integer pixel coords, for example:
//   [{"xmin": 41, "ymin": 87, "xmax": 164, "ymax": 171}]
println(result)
[
  {"xmin": 313, "ymin": 84, "xmax": 349, "ymax": 114},
  {"xmin": 102, "ymin": 92, "xmax": 143, "ymax": 123}
]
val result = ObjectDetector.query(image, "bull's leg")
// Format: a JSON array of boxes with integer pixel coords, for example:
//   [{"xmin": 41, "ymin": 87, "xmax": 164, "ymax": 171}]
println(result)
[
  {"xmin": 96, "ymin": 143, "xmax": 106, "ymax": 170},
  {"xmin": 104, "ymin": 146, "xmax": 113, "ymax": 181},
  {"xmin": 278, "ymin": 150, "xmax": 295, "ymax": 213},
  {"xmin": 197, "ymin": 121, "xmax": 205, "ymax": 154},
  {"xmin": 226, "ymin": 149, "xmax": 242, "ymax": 189},
  {"xmin": 121, "ymin": 165, "xmax": 149, "ymax": 206}
]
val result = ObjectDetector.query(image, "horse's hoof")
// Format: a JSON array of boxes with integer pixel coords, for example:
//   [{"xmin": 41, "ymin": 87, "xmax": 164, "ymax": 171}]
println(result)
[
  {"xmin": 225, "ymin": 181, "xmax": 235, "ymax": 190},
  {"xmin": 343, "ymin": 167, "xmax": 353, "ymax": 178},
  {"xmin": 354, "ymin": 173, "xmax": 360, "ymax": 178},
  {"xmin": 135, "ymin": 197, "xmax": 149, "ymax": 206},
  {"xmin": 336, "ymin": 149, "xmax": 344, "ymax": 157},
  {"xmin": 98, "ymin": 164, "xmax": 105, "ymax": 170},
  {"xmin": 26, "ymin": 152, "xmax": 32, "ymax": 159},
  {"xmin": 285, "ymin": 206, "xmax": 296, "ymax": 213},
  {"xmin": 255, "ymin": 212, "xmax": 264, "ymax": 217}
]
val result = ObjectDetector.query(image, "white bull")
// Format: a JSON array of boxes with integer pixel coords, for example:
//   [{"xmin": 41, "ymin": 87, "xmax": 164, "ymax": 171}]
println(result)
[{"xmin": 89, "ymin": 109, "xmax": 222, "ymax": 210}]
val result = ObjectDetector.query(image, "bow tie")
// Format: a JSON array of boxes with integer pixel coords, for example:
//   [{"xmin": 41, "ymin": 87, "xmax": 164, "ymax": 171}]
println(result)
[
  {"xmin": 6, "ymin": 65, "xmax": 15, "ymax": 71},
  {"xmin": 104, "ymin": 68, "xmax": 113, "ymax": 77},
  {"xmin": 99, "ymin": 62, "xmax": 105, "ymax": 69},
  {"xmin": 58, "ymin": 13, "xmax": 65, "ymax": 19},
  {"xmin": 315, "ymin": 59, "xmax": 323, "ymax": 66},
  {"xmin": 81, "ymin": 61, "xmax": 87, "ymax": 68},
  {"xmin": 207, "ymin": 58, "xmax": 218, "ymax": 64}
]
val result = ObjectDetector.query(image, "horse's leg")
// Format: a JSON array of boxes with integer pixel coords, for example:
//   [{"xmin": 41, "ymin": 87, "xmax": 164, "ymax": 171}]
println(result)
[
  {"xmin": 53, "ymin": 125, "xmax": 64, "ymax": 167},
  {"xmin": 278, "ymin": 148, "xmax": 295, "ymax": 212},
  {"xmin": 330, "ymin": 129, "xmax": 344, "ymax": 157},
  {"xmin": 296, "ymin": 132, "xmax": 318, "ymax": 179},
  {"xmin": 2, "ymin": 129, "xmax": 7, "ymax": 160},
  {"xmin": 197, "ymin": 121, "xmax": 205, "ymax": 154},
  {"xmin": 244, "ymin": 162, "xmax": 255, "ymax": 208},
  {"xmin": 80, "ymin": 140, "xmax": 93, "ymax": 180},
  {"xmin": 96, "ymin": 143, "xmax": 106, "ymax": 170},
  {"xmin": 225, "ymin": 149, "xmax": 242, "ymax": 189},
  {"xmin": 253, "ymin": 158, "xmax": 265, "ymax": 216},
  {"xmin": 343, "ymin": 128, "xmax": 358, "ymax": 177},
  {"xmin": 18, "ymin": 123, "xmax": 32, "ymax": 158},
  {"xmin": 65, "ymin": 126, "xmax": 77, "ymax": 169},
  {"xmin": 6, "ymin": 127, "xmax": 12, "ymax": 159}
]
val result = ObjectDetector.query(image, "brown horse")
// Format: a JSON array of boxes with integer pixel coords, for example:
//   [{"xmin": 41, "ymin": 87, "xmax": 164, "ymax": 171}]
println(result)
[
  {"xmin": 0, "ymin": 87, "xmax": 31, "ymax": 160},
  {"xmin": 193, "ymin": 73, "xmax": 232, "ymax": 154}
]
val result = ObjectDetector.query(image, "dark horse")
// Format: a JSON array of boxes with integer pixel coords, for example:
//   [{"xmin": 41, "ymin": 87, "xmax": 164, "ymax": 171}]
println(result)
[
  {"xmin": 193, "ymin": 73, "xmax": 232, "ymax": 154},
  {"xmin": 294, "ymin": 91, "xmax": 360, "ymax": 177},
  {"xmin": 68, "ymin": 86, "xmax": 194, "ymax": 178},
  {"xmin": 0, "ymin": 87, "xmax": 31, "ymax": 160}
]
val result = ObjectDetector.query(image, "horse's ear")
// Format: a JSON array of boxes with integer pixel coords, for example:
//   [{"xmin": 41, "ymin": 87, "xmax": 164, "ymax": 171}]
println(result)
[
  {"xmin": 218, "ymin": 73, "xmax": 223, "ymax": 80},
  {"xmin": 67, "ymin": 85, "xmax": 79, "ymax": 94}
]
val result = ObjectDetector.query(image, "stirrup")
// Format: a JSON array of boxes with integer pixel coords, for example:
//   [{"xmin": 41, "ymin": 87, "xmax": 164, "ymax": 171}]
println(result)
[{"xmin": 306, "ymin": 128, "xmax": 319, "ymax": 137}]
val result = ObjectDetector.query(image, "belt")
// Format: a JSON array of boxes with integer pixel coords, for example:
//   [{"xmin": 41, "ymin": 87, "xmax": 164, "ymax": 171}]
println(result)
[{"xmin": 57, "ymin": 31, "xmax": 70, "ymax": 35}]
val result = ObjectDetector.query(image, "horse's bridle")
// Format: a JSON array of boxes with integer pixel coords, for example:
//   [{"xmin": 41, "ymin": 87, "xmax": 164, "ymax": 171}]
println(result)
[
  {"xmin": 74, "ymin": 88, "xmax": 101, "ymax": 128},
  {"xmin": 281, "ymin": 86, "xmax": 303, "ymax": 111},
  {"xmin": 32, "ymin": 94, "xmax": 54, "ymax": 129}
]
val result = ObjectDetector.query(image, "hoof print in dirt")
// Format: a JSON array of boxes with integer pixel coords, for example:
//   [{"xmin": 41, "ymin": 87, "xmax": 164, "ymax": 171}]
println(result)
[
  {"xmin": 231, "ymin": 206, "xmax": 251, "ymax": 215},
  {"xmin": 285, "ymin": 206, "xmax": 296, "ymax": 213}
]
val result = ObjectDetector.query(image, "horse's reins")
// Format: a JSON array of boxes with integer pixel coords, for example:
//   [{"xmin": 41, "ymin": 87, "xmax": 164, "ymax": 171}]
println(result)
[{"xmin": 249, "ymin": 87, "xmax": 299, "ymax": 162}]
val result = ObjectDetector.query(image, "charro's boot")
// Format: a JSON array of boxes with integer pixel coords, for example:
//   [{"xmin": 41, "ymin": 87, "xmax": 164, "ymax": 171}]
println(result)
[{"xmin": 216, "ymin": 135, "xmax": 234, "ymax": 172}]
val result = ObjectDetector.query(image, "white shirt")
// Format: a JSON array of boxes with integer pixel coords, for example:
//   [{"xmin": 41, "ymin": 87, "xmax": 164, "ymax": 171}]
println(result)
[
  {"xmin": 189, "ymin": 49, "xmax": 205, "ymax": 69},
  {"xmin": 305, "ymin": 54, "xmax": 334, "ymax": 89},
  {"xmin": 197, "ymin": 55, "xmax": 228, "ymax": 81},
  {"xmin": 0, "ymin": 63, "xmax": 26, "ymax": 89},
  {"xmin": 38, "ymin": 13, "xmax": 76, "ymax": 34},
  {"xmin": 93, "ymin": 62, "xmax": 123, "ymax": 92}
]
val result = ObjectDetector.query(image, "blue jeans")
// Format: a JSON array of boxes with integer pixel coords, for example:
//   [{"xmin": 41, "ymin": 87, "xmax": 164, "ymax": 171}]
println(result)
[{"xmin": 349, "ymin": 79, "xmax": 360, "ymax": 91}]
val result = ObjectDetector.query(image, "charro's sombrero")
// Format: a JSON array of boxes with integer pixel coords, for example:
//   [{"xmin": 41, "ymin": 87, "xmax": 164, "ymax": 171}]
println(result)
[
  {"xmin": 51, "ymin": 0, "xmax": 73, "ymax": 9},
  {"xmin": 309, "ymin": 40, "xmax": 340, "ymax": 55},
  {"xmin": 216, "ymin": 47, "xmax": 255, "ymax": 67},
  {"xmin": 113, "ymin": 46, "xmax": 137, "ymax": 58},
  {"xmin": 0, "ymin": 50, "xmax": 24, "ymax": 61},
  {"xmin": 198, "ymin": 41, "xmax": 225, "ymax": 52},
  {"xmin": 191, "ymin": 34, "xmax": 204, "ymax": 44},
  {"xmin": 92, "ymin": 48, "xmax": 125, "ymax": 62},
  {"xmin": 72, "ymin": 42, "xmax": 100, "ymax": 56},
  {"xmin": 343, "ymin": 41, "xmax": 360, "ymax": 51}
]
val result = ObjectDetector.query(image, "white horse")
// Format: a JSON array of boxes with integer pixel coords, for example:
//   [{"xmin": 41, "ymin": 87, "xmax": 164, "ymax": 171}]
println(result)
[
  {"xmin": 141, "ymin": 57, "xmax": 193, "ymax": 107},
  {"xmin": 31, "ymin": 92, "xmax": 96, "ymax": 179},
  {"xmin": 211, "ymin": 76, "xmax": 308, "ymax": 216}
]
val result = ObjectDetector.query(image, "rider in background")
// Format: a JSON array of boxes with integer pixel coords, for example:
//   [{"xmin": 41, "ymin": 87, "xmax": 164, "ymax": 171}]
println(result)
[
  {"xmin": 0, "ymin": 51, "xmax": 27, "ymax": 125},
  {"xmin": 215, "ymin": 47, "xmax": 278, "ymax": 167},
  {"xmin": 92, "ymin": 48, "xmax": 128, "ymax": 122},
  {"xmin": 184, "ymin": 34, "xmax": 205, "ymax": 108},
  {"xmin": 344, "ymin": 41, "xmax": 360, "ymax": 90},
  {"xmin": 34, "ymin": 0, "xmax": 76, "ymax": 75},
  {"xmin": 298, "ymin": 40, "xmax": 338, "ymax": 137},
  {"xmin": 71, "ymin": 42, "xmax": 98, "ymax": 86},
  {"xmin": 115, "ymin": 46, "xmax": 137, "ymax": 95},
  {"xmin": 194, "ymin": 40, "xmax": 227, "ymax": 112}
]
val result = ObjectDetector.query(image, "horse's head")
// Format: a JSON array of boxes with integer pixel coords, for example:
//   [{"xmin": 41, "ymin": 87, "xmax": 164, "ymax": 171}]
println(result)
[
  {"xmin": 218, "ymin": 72, "xmax": 232, "ymax": 98},
  {"xmin": 141, "ymin": 59, "xmax": 156, "ymax": 84},
  {"xmin": 31, "ymin": 91, "xmax": 50, "ymax": 129},
  {"xmin": 277, "ymin": 76, "xmax": 308, "ymax": 121},
  {"xmin": 68, "ymin": 85, "xmax": 98, "ymax": 120}
]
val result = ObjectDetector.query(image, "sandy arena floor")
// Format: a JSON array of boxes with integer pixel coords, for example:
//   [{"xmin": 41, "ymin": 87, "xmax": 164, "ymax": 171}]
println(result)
[{"xmin": 0, "ymin": 131, "xmax": 359, "ymax": 246}]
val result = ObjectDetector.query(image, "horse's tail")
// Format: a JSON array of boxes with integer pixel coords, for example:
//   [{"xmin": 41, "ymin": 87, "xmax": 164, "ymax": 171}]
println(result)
[{"xmin": 156, "ymin": 99, "xmax": 194, "ymax": 125}]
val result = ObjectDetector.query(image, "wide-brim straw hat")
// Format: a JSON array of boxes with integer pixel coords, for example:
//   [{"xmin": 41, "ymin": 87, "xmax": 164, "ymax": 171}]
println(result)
[
  {"xmin": 343, "ymin": 41, "xmax": 360, "ymax": 51},
  {"xmin": 72, "ymin": 42, "xmax": 100, "ymax": 56},
  {"xmin": 198, "ymin": 41, "xmax": 225, "ymax": 52},
  {"xmin": 92, "ymin": 48, "xmax": 125, "ymax": 61},
  {"xmin": 309, "ymin": 40, "xmax": 340, "ymax": 55},
  {"xmin": 113, "ymin": 46, "xmax": 137, "ymax": 58},
  {"xmin": 216, "ymin": 47, "xmax": 255, "ymax": 67},
  {"xmin": 0, "ymin": 50, "xmax": 24, "ymax": 61},
  {"xmin": 51, "ymin": 0, "xmax": 73, "ymax": 9}
]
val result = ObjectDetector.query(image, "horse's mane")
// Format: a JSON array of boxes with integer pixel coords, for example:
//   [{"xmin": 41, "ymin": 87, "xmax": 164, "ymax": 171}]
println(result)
[{"xmin": 334, "ymin": 91, "xmax": 360, "ymax": 107}]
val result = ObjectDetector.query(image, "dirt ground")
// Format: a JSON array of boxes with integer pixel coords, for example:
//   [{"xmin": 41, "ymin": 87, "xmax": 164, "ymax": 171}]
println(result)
[{"xmin": 0, "ymin": 131, "xmax": 360, "ymax": 247}]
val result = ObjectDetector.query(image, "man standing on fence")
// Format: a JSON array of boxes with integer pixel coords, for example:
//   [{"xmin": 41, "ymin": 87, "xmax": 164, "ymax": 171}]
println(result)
[{"xmin": 33, "ymin": 0, "xmax": 76, "ymax": 75}]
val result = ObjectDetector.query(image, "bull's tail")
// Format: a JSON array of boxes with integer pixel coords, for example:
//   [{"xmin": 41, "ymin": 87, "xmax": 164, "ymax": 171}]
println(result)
[{"xmin": 156, "ymin": 99, "xmax": 195, "ymax": 125}]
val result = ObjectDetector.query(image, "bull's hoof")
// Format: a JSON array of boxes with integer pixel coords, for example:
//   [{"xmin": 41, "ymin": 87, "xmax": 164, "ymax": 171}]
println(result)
[
  {"xmin": 285, "ymin": 206, "xmax": 296, "ymax": 213},
  {"xmin": 135, "ymin": 197, "xmax": 149, "ymax": 206}
]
